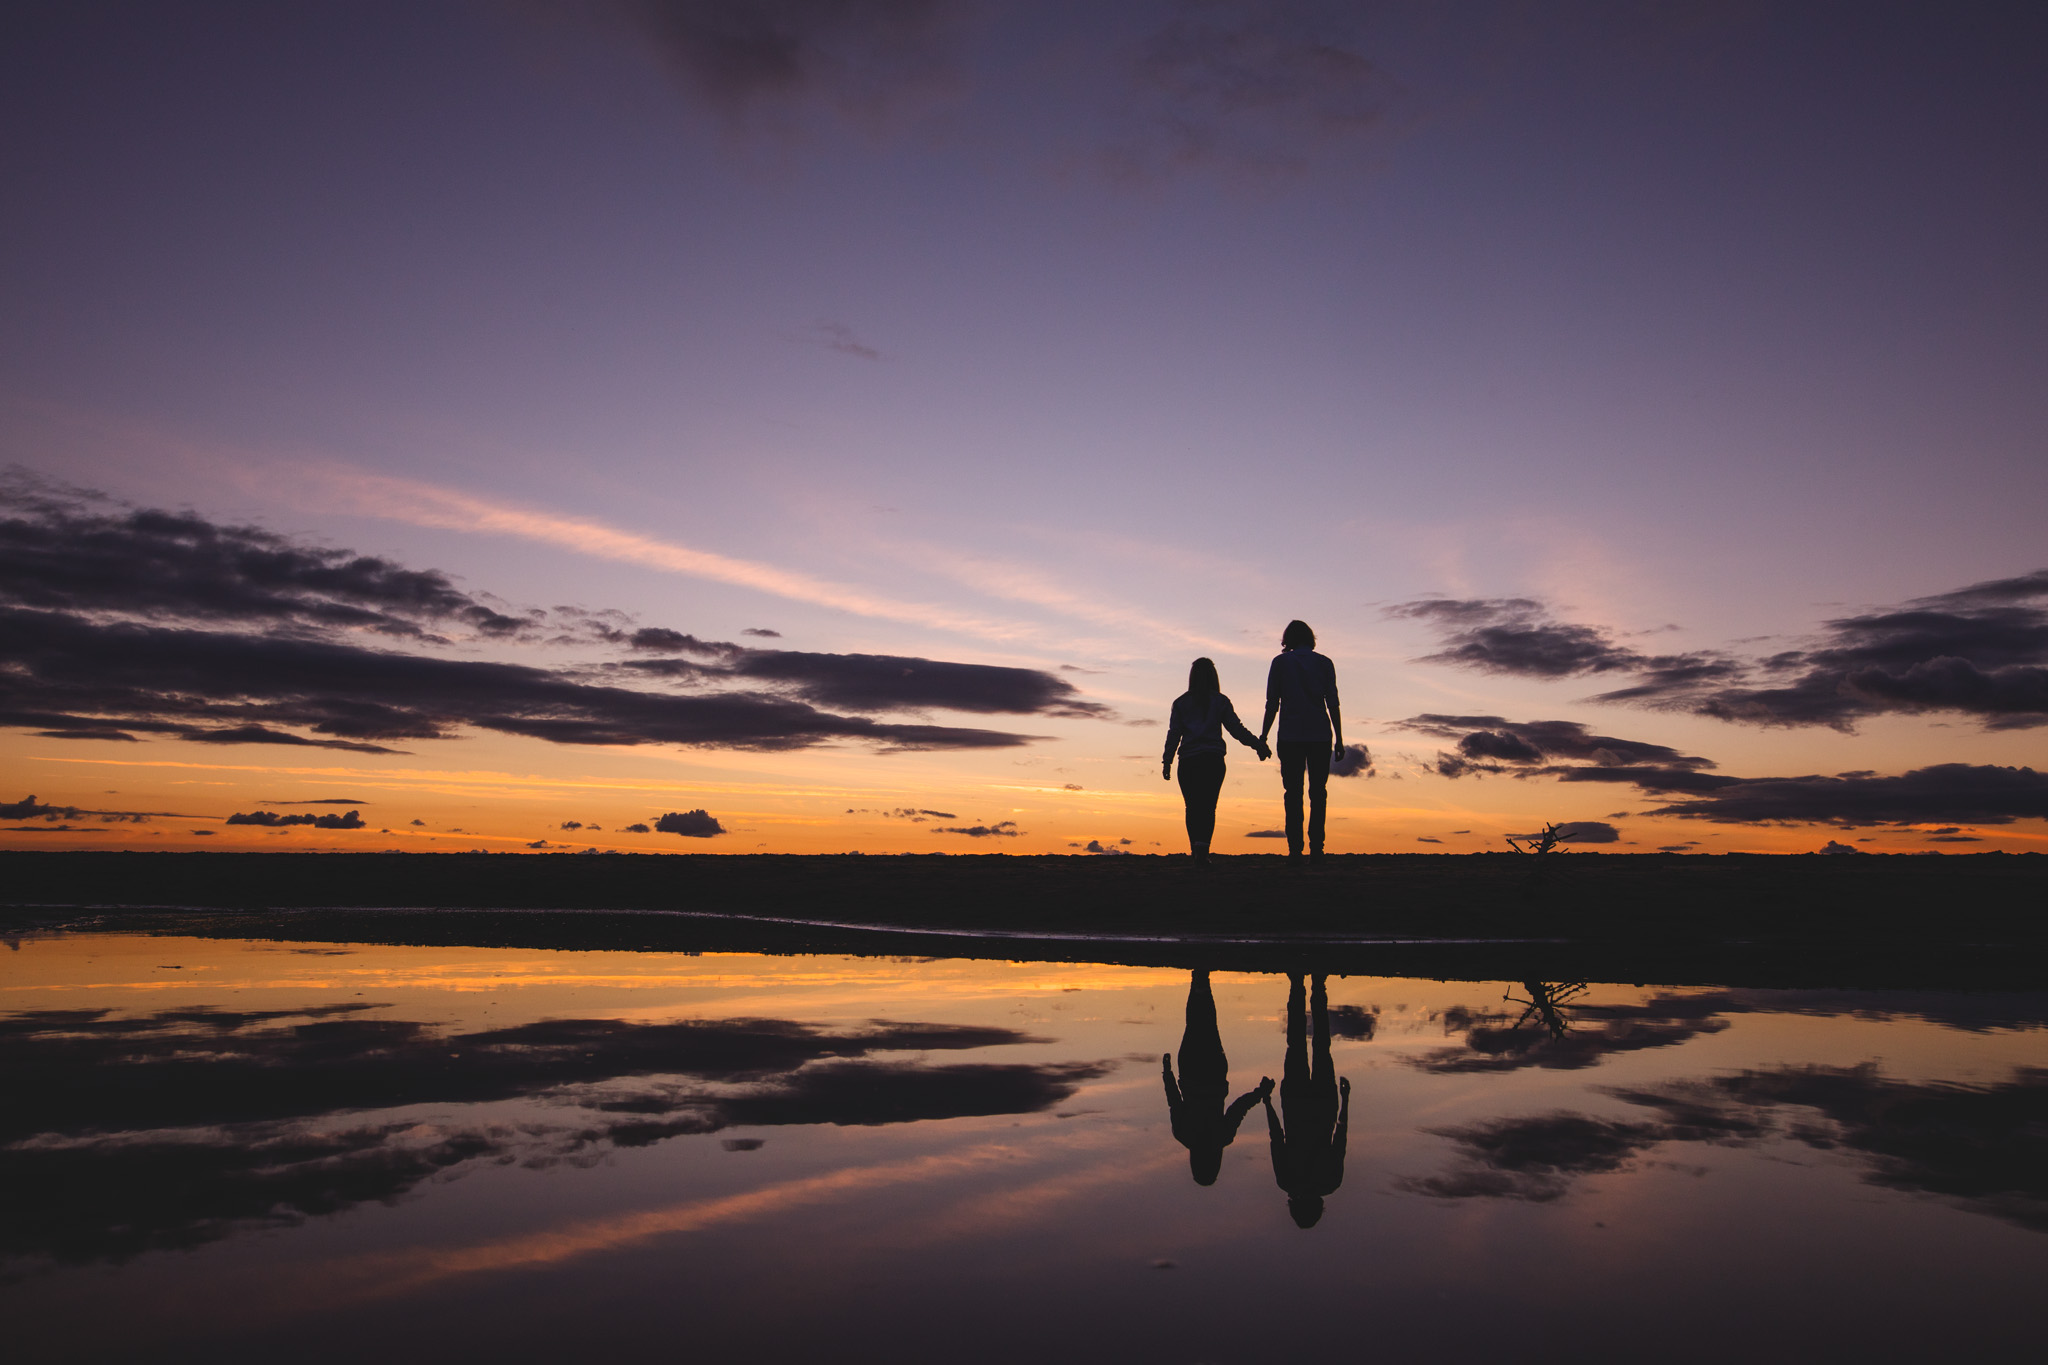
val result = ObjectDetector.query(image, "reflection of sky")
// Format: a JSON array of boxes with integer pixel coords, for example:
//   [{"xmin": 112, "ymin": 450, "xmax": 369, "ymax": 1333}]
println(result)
[
  {"xmin": 3, "ymin": 3, "xmax": 2047, "ymax": 853},
  {"xmin": 6, "ymin": 935, "xmax": 2046, "ymax": 1359}
]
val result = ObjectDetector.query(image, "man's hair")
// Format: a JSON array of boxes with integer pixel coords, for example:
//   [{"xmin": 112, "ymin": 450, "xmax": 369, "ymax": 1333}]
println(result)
[
  {"xmin": 1187, "ymin": 657, "xmax": 1219, "ymax": 698},
  {"xmin": 1281, "ymin": 620, "xmax": 1315, "ymax": 651}
]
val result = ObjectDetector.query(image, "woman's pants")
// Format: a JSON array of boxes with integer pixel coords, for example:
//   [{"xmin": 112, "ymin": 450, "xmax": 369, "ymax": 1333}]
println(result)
[
  {"xmin": 1278, "ymin": 741, "xmax": 1330, "ymax": 855},
  {"xmin": 1176, "ymin": 753, "xmax": 1226, "ymax": 856}
]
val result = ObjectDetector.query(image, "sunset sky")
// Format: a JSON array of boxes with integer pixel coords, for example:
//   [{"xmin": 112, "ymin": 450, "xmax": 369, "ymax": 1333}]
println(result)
[{"xmin": 5, "ymin": 0, "xmax": 2045, "ymax": 855}]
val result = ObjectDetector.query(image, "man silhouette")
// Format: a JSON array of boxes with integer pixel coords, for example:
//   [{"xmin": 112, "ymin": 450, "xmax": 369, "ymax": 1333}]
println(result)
[
  {"xmin": 1162, "ymin": 970, "xmax": 1271, "ymax": 1184},
  {"xmin": 1259, "ymin": 620, "xmax": 1343, "ymax": 860},
  {"xmin": 1260, "ymin": 972, "xmax": 1349, "ymax": 1228}
]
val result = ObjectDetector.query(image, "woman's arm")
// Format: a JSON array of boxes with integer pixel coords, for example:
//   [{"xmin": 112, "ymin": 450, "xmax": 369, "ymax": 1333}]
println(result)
[
  {"xmin": 1221, "ymin": 699, "xmax": 1269, "ymax": 758},
  {"xmin": 1161, "ymin": 699, "xmax": 1183, "ymax": 779}
]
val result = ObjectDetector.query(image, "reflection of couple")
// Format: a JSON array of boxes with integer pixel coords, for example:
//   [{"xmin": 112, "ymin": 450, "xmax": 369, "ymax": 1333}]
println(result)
[
  {"xmin": 1162, "ymin": 971, "xmax": 1350, "ymax": 1228},
  {"xmin": 1162, "ymin": 620, "xmax": 1342, "ymax": 863}
]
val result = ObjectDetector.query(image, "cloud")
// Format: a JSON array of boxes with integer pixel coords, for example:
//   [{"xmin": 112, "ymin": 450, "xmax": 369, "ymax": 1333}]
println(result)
[
  {"xmin": 1548, "ymin": 820, "xmax": 1618, "ymax": 844},
  {"xmin": 932, "ymin": 821, "xmax": 1020, "ymax": 838},
  {"xmin": 1244, "ymin": 828, "xmax": 1286, "ymax": 838},
  {"xmin": 1081, "ymin": 839, "xmax": 1127, "ymax": 855},
  {"xmin": 0, "ymin": 486, "xmax": 1051, "ymax": 755},
  {"xmin": 260, "ymin": 798, "xmax": 370, "ymax": 805},
  {"xmin": 807, "ymin": 320, "xmax": 881, "ymax": 360},
  {"xmin": 0, "ymin": 472, "xmax": 529, "ymax": 641},
  {"xmin": 1329, "ymin": 742, "xmax": 1372, "ymax": 777},
  {"xmin": 560, "ymin": 821, "xmax": 583, "ymax": 830},
  {"xmin": 605, "ymin": 0, "xmax": 966, "ymax": 131},
  {"xmin": 1416, "ymin": 836, "xmax": 1441, "ymax": 844},
  {"xmin": 224, "ymin": 810, "xmax": 366, "ymax": 829},
  {"xmin": 622, "ymin": 823, "xmax": 652, "ymax": 833},
  {"xmin": 1643, "ymin": 763, "xmax": 2048, "ymax": 827},
  {"xmin": 710, "ymin": 650, "xmax": 1110, "ymax": 717},
  {"xmin": 1395, "ymin": 714, "xmax": 1718, "ymax": 782},
  {"xmin": 1095, "ymin": 0, "xmax": 1397, "ymax": 183},
  {"xmin": 0, "ymin": 795, "xmax": 191, "ymax": 824},
  {"xmin": 654, "ymin": 809, "xmax": 727, "ymax": 838},
  {"xmin": 741, "ymin": 628, "xmax": 781, "ymax": 638},
  {"xmin": 1594, "ymin": 570, "xmax": 2048, "ymax": 732}
]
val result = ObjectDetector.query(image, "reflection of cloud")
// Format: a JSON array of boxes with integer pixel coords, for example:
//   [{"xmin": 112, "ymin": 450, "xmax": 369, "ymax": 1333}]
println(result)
[
  {"xmin": 1405, "ymin": 1063, "xmax": 2048, "ymax": 1233},
  {"xmin": 1411, "ymin": 990, "xmax": 1733, "ymax": 1074},
  {"xmin": 0, "ymin": 1003, "xmax": 1084, "ymax": 1274}
]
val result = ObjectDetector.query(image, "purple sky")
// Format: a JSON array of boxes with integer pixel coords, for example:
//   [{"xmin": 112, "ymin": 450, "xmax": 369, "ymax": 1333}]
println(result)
[{"xmin": 4, "ymin": 1, "xmax": 2045, "ymax": 854}]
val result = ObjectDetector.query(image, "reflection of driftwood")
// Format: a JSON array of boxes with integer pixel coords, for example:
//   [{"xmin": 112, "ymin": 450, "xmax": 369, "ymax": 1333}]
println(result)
[{"xmin": 1504, "ymin": 980, "xmax": 1590, "ymax": 1040}]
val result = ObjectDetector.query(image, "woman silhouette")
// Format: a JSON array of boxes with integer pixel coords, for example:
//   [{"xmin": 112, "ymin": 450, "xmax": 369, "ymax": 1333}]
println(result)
[
  {"xmin": 1163, "ymin": 970, "xmax": 1271, "ymax": 1184},
  {"xmin": 1163, "ymin": 657, "xmax": 1269, "ymax": 863}
]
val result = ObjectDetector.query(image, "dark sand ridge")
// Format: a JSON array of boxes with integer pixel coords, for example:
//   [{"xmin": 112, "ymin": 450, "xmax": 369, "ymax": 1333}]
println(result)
[{"xmin": 4, "ymin": 851, "xmax": 2045, "ymax": 991}]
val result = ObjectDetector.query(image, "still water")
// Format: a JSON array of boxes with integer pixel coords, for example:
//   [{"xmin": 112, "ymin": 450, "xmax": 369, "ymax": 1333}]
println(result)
[{"xmin": 4, "ymin": 933, "xmax": 2045, "ymax": 1362}]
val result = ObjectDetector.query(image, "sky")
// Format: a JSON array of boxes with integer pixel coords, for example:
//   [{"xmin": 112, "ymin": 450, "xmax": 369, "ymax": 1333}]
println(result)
[{"xmin": 3, "ymin": 0, "xmax": 2046, "ymax": 856}]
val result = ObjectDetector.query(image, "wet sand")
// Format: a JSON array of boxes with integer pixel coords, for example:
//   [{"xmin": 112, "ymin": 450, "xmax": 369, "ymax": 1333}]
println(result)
[{"xmin": 4, "ymin": 850, "xmax": 2044, "ymax": 990}]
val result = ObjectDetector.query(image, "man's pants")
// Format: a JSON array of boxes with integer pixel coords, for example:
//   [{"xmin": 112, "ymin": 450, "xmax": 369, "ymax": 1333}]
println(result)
[{"xmin": 1277, "ymin": 741, "xmax": 1330, "ymax": 855}]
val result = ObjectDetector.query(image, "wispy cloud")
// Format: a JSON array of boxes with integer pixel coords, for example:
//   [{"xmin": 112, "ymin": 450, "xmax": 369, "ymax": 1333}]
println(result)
[
  {"xmin": 886, "ymin": 541, "xmax": 1258, "ymax": 657},
  {"xmin": 300, "ymin": 467, "xmax": 1050, "ymax": 644}
]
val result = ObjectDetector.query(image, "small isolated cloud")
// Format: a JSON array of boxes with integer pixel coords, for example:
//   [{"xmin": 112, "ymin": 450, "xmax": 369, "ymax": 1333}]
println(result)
[
  {"xmin": 741, "ymin": 628, "xmax": 781, "ymax": 638},
  {"xmin": 527, "ymin": 840, "xmax": 553, "ymax": 849},
  {"xmin": 605, "ymin": 0, "xmax": 967, "ymax": 134},
  {"xmin": 1929, "ymin": 834, "xmax": 1984, "ymax": 843},
  {"xmin": 623, "ymin": 823, "xmax": 652, "ymax": 833},
  {"xmin": 262, "ymin": 798, "xmax": 370, "ymax": 805},
  {"xmin": 807, "ymin": 320, "xmax": 881, "ymax": 360},
  {"xmin": 1244, "ymin": 829, "xmax": 1286, "ymax": 838},
  {"xmin": 1095, "ymin": 0, "xmax": 1399, "ymax": 184},
  {"xmin": 224, "ymin": 809, "xmax": 366, "ymax": 830},
  {"xmin": 560, "ymin": 820, "xmax": 584, "ymax": 830},
  {"xmin": 1330, "ymin": 743, "xmax": 1372, "ymax": 777},
  {"xmin": 654, "ymin": 809, "xmax": 726, "ymax": 838},
  {"xmin": 1819, "ymin": 841, "xmax": 1863, "ymax": 855},
  {"xmin": 1082, "ymin": 839, "xmax": 1128, "ymax": 855},
  {"xmin": 191, "ymin": 830, "xmax": 214, "ymax": 836},
  {"xmin": 1063, "ymin": 783, "xmax": 1083, "ymax": 791},
  {"xmin": 410, "ymin": 819, "xmax": 425, "ymax": 827},
  {"xmin": 933, "ymin": 821, "xmax": 1020, "ymax": 838},
  {"xmin": 1416, "ymin": 837, "xmax": 1441, "ymax": 844}
]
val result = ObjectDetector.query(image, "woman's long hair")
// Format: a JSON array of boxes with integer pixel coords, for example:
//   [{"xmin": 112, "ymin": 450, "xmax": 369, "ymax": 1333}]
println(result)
[
  {"xmin": 1187, "ymin": 657, "xmax": 1219, "ymax": 699},
  {"xmin": 1282, "ymin": 619, "xmax": 1315, "ymax": 651}
]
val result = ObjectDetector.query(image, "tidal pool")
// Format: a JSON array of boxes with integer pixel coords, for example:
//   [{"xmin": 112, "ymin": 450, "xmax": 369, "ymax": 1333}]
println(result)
[{"xmin": 4, "ymin": 933, "xmax": 2045, "ymax": 1362}]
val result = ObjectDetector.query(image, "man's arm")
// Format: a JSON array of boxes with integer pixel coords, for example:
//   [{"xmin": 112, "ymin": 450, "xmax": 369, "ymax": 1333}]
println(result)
[
  {"xmin": 1260, "ymin": 656, "xmax": 1281, "ymax": 743},
  {"xmin": 1323, "ymin": 657, "xmax": 1342, "ymax": 752}
]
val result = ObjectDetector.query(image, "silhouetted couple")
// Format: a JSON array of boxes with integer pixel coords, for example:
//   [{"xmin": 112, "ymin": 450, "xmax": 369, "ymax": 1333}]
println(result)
[
  {"xmin": 1162, "ymin": 970, "xmax": 1350, "ymax": 1228},
  {"xmin": 1162, "ymin": 619, "xmax": 1343, "ymax": 862}
]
